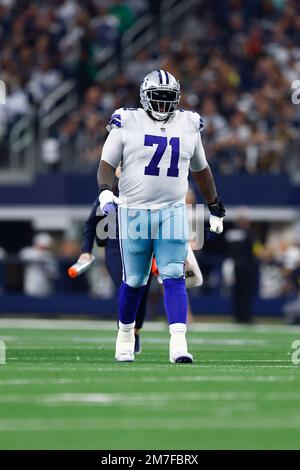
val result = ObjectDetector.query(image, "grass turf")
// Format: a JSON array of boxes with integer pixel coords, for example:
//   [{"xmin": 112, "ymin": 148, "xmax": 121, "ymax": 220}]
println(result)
[{"xmin": 0, "ymin": 319, "xmax": 300, "ymax": 450}]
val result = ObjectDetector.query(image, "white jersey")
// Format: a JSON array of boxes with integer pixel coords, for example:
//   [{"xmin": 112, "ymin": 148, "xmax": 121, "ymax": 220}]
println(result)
[{"xmin": 101, "ymin": 107, "xmax": 207, "ymax": 209}]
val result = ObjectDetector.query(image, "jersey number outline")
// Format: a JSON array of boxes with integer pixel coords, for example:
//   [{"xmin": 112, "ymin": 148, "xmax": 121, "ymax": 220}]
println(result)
[{"xmin": 144, "ymin": 135, "xmax": 179, "ymax": 177}]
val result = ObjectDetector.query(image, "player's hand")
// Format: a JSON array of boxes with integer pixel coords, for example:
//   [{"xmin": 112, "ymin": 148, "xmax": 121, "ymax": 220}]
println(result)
[
  {"xmin": 99, "ymin": 190, "xmax": 122, "ymax": 215},
  {"xmin": 78, "ymin": 253, "xmax": 92, "ymax": 263},
  {"xmin": 208, "ymin": 197, "xmax": 225, "ymax": 235},
  {"xmin": 209, "ymin": 215, "xmax": 223, "ymax": 234}
]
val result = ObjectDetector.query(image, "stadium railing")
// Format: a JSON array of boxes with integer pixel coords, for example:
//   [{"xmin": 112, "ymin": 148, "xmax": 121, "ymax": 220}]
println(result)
[
  {"xmin": 39, "ymin": 80, "xmax": 78, "ymax": 144},
  {"xmin": 160, "ymin": 0, "xmax": 200, "ymax": 36}
]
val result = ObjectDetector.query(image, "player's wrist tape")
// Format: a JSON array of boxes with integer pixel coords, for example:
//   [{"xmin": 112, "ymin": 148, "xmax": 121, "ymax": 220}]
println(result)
[
  {"xmin": 99, "ymin": 184, "xmax": 113, "ymax": 194},
  {"xmin": 208, "ymin": 196, "xmax": 226, "ymax": 218}
]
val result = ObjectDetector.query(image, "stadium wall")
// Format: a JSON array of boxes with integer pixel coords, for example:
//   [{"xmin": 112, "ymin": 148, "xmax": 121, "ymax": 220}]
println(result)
[
  {"xmin": 0, "ymin": 292, "xmax": 289, "ymax": 318},
  {"xmin": 0, "ymin": 173, "xmax": 298, "ymax": 206}
]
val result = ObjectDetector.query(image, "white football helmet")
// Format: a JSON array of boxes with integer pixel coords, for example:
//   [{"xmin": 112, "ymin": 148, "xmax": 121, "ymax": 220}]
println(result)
[{"xmin": 140, "ymin": 70, "xmax": 181, "ymax": 121}]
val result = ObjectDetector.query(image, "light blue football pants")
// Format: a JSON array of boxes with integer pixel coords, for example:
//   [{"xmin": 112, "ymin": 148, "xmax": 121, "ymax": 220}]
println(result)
[{"xmin": 118, "ymin": 205, "xmax": 189, "ymax": 288}]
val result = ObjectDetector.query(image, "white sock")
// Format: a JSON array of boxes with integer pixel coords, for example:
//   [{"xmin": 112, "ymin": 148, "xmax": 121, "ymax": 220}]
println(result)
[
  {"xmin": 116, "ymin": 321, "xmax": 135, "ymax": 351},
  {"xmin": 118, "ymin": 321, "xmax": 135, "ymax": 333},
  {"xmin": 169, "ymin": 323, "xmax": 188, "ymax": 353}
]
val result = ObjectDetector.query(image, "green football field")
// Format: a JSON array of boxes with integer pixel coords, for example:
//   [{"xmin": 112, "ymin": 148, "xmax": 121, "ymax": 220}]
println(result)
[{"xmin": 0, "ymin": 318, "xmax": 300, "ymax": 450}]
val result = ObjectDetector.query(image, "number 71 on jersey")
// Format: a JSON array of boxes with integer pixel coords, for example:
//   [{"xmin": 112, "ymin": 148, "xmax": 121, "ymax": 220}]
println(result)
[{"xmin": 144, "ymin": 134, "xmax": 180, "ymax": 177}]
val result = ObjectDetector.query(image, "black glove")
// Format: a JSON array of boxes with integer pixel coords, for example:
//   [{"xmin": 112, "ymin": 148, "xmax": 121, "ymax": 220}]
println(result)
[{"xmin": 208, "ymin": 197, "xmax": 226, "ymax": 218}]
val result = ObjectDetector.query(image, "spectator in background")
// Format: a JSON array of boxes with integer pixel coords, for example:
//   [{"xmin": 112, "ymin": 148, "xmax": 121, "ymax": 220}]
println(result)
[
  {"xmin": 109, "ymin": 0, "xmax": 135, "ymax": 34},
  {"xmin": 282, "ymin": 243, "xmax": 300, "ymax": 272},
  {"xmin": 27, "ymin": 59, "xmax": 63, "ymax": 105},
  {"xmin": 19, "ymin": 233, "xmax": 58, "ymax": 297},
  {"xmin": 283, "ymin": 257, "xmax": 300, "ymax": 325},
  {"xmin": 125, "ymin": 49, "xmax": 158, "ymax": 84},
  {"xmin": 225, "ymin": 213, "xmax": 257, "ymax": 324},
  {"xmin": 213, "ymin": 111, "xmax": 252, "ymax": 174},
  {"xmin": 258, "ymin": 245, "xmax": 285, "ymax": 299},
  {"xmin": 1, "ymin": 79, "xmax": 32, "ymax": 123},
  {"xmin": 75, "ymin": 112, "xmax": 106, "ymax": 170},
  {"xmin": 90, "ymin": 5, "xmax": 119, "ymax": 49},
  {"xmin": 58, "ymin": 115, "xmax": 80, "ymax": 169}
]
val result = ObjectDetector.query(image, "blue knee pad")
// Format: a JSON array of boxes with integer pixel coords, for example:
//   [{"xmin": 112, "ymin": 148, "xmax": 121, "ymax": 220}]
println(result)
[
  {"xmin": 159, "ymin": 262, "xmax": 185, "ymax": 280},
  {"xmin": 155, "ymin": 238, "xmax": 188, "ymax": 281},
  {"xmin": 153, "ymin": 205, "xmax": 188, "ymax": 281},
  {"xmin": 125, "ymin": 273, "xmax": 149, "ymax": 288}
]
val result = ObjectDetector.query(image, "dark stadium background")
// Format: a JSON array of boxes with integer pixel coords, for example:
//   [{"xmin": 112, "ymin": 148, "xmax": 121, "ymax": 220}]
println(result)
[{"xmin": 0, "ymin": 0, "xmax": 300, "ymax": 322}]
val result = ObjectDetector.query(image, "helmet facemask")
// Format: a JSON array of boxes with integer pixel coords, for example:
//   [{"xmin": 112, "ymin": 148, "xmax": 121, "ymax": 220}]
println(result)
[{"xmin": 141, "ymin": 87, "xmax": 180, "ymax": 121}]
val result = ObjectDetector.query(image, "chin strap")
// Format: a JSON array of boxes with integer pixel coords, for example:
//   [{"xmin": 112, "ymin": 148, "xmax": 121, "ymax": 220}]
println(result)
[{"xmin": 146, "ymin": 110, "xmax": 172, "ymax": 123}]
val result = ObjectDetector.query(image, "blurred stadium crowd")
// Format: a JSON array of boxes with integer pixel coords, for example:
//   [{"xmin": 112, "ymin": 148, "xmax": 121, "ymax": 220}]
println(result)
[
  {"xmin": 1, "ymin": 0, "xmax": 300, "ymax": 175},
  {"xmin": 1, "ymin": 0, "xmax": 300, "ymax": 321}
]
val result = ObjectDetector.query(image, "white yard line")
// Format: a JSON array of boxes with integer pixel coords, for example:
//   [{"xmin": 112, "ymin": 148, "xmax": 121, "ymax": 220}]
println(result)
[
  {"xmin": 2, "ymin": 337, "xmax": 270, "ymax": 347},
  {"xmin": 141, "ymin": 375, "xmax": 297, "ymax": 383},
  {"xmin": 0, "ymin": 375, "xmax": 297, "ymax": 386},
  {"xmin": 0, "ymin": 416, "xmax": 300, "ymax": 432},
  {"xmin": 1, "ymin": 318, "xmax": 300, "ymax": 334},
  {"xmin": 4, "ymin": 363, "xmax": 298, "ymax": 372},
  {"xmin": 0, "ymin": 391, "xmax": 299, "ymax": 404},
  {"xmin": 40, "ymin": 391, "xmax": 300, "ymax": 404},
  {"xmin": 68, "ymin": 337, "xmax": 269, "ymax": 346}
]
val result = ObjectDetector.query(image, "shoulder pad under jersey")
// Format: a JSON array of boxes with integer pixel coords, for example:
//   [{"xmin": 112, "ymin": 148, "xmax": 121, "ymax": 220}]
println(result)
[
  {"xmin": 179, "ymin": 109, "xmax": 204, "ymax": 132},
  {"xmin": 106, "ymin": 107, "xmax": 139, "ymax": 132}
]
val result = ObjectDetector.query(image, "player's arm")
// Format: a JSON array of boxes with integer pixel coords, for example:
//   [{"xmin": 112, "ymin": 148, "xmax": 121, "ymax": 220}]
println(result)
[
  {"xmin": 97, "ymin": 126, "xmax": 123, "ymax": 215},
  {"xmin": 190, "ymin": 129, "xmax": 225, "ymax": 234},
  {"xmin": 191, "ymin": 165, "xmax": 217, "ymax": 205},
  {"xmin": 97, "ymin": 161, "xmax": 115, "ymax": 191}
]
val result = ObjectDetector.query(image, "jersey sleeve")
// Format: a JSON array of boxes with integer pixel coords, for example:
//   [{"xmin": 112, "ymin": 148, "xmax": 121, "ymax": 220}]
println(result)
[
  {"xmin": 188, "ymin": 111, "xmax": 204, "ymax": 132},
  {"xmin": 101, "ymin": 127, "xmax": 123, "ymax": 169},
  {"xmin": 189, "ymin": 113, "xmax": 207, "ymax": 172},
  {"xmin": 102, "ymin": 107, "xmax": 134, "ymax": 167},
  {"xmin": 106, "ymin": 107, "xmax": 130, "ymax": 132},
  {"xmin": 106, "ymin": 109, "xmax": 122, "ymax": 132}
]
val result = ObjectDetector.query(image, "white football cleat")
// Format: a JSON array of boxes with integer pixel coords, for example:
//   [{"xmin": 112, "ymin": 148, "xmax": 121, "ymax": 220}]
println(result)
[
  {"xmin": 170, "ymin": 350, "xmax": 193, "ymax": 364},
  {"xmin": 115, "ymin": 351, "xmax": 134, "ymax": 362},
  {"xmin": 115, "ymin": 321, "xmax": 135, "ymax": 362}
]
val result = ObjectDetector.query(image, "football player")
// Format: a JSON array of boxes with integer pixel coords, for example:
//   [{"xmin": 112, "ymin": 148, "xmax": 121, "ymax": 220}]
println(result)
[{"xmin": 97, "ymin": 70, "xmax": 225, "ymax": 363}]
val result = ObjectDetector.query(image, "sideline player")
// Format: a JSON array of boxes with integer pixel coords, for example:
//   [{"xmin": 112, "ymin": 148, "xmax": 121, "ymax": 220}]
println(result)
[
  {"xmin": 97, "ymin": 70, "xmax": 225, "ymax": 363},
  {"xmin": 77, "ymin": 191, "xmax": 151, "ymax": 354}
]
